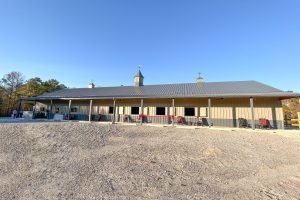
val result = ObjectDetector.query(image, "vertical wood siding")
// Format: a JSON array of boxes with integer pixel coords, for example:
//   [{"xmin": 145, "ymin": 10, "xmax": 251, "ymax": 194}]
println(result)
[{"xmin": 36, "ymin": 97, "xmax": 284, "ymax": 129}]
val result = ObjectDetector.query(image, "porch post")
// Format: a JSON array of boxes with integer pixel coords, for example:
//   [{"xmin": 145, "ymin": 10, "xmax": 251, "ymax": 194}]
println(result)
[
  {"xmin": 49, "ymin": 99, "xmax": 53, "ymax": 119},
  {"xmin": 89, "ymin": 99, "xmax": 93, "ymax": 122},
  {"xmin": 68, "ymin": 100, "xmax": 72, "ymax": 120},
  {"xmin": 140, "ymin": 99, "xmax": 144, "ymax": 125},
  {"xmin": 112, "ymin": 98, "xmax": 116, "ymax": 124},
  {"xmin": 17, "ymin": 100, "xmax": 22, "ymax": 118},
  {"xmin": 172, "ymin": 99, "xmax": 175, "ymax": 126},
  {"xmin": 32, "ymin": 100, "xmax": 37, "ymax": 119},
  {"xmin": 116, "ymin": 105, "xmax": 119, "ymax": 123},
  {"xmin": 208, "ymin": 98, "xmax": 211, "ymax": 128},
  {"xmin": 250, "ymin": 97, "xmax": 255, "ymax": 130}
]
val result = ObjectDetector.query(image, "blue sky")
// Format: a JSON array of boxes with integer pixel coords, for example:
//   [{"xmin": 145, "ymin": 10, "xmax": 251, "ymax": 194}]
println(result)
[{"xmin": 0, "ymin": 0, "xmax": 299, "ymax": 91}]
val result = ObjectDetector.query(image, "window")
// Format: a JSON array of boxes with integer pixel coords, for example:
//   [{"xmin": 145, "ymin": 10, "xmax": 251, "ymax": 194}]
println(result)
[
  {"xmin": 156, "ymin": 107, "xmax": 166, "ymax": 115},
  {"xmin": 40, "ymin": 107, "xmax": 46, "ymax": 112},
  {"xmin": 55, "ymin": 108, "xmax": 60, "ymax": 113},
  {"xmin": 71, "ymin": 107, "xmax": 77, "ymax": 112},
  {"xmin": 131, "ymin": 107, "xmax": 139, "ymax": 115},
  {"xmin": 185, "ymin": 107, "xmax": 195, "ymax": 116},
  {"xmin": 109, "ymin": 106, "xmax": 114, "ymax": 114}
]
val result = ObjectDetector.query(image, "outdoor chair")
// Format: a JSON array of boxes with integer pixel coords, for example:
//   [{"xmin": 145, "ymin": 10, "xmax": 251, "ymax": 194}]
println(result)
[
  {"xmin": 201, "ymin": 118, "xmax": 210, "ymax": 126},
  {"xmin": 195, "ymin": 117, "xmax": 203, "ymax": 126},
  {"xmin": 238, "ymin": 118, "xmax": 249, "ymax": 128},
  {"xmin": 123, "ymin": 115, "xmax": 130, "ymax": 123},
  {"xmin": 144, "ymin": 116, "xmax": 152, "ymax": 123},
  {"xmin": 94, "ymin": 114, "xmax": 102, "ymax": 121},
  {"xmin": 177, "ymin": 116, "xmax": 184, "ymax": 125},
  {"xmin": 134, "ymin": 114, "xmax": 143, "ymax": 124},
  {"xmin": 257, "ymin": 118, "xmax": 271, "ymax": 129},
  {"xmin": 70, "ymin": 114, "xmax": 75, "ymax": 120}
]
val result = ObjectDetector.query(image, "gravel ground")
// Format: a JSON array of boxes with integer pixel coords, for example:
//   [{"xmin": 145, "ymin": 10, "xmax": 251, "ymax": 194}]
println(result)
[{"xmin": 0, "ymin": 122, "xmax": 300, "ymax": 200}]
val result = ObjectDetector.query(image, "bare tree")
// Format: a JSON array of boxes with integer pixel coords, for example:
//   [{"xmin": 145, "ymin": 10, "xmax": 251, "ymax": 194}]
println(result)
[
  {"xmin": 0, "ymin": 71, "xmax": 67, "ymax": 116},
  {"xmin": 0, "ymin": 72, "xmax": 24, "ymax": 116},
  {"xmin": 0, "ymin": 85, "xmax": 4, "ymax": 115}
]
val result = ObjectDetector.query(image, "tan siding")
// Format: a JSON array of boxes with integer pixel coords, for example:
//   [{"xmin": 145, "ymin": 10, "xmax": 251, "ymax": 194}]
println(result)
[
  {"xmin": 142, "ymin": 107, "xmax": 148, "ymax": 115},
  {"xmin": 52, "ymin": 104, "xmax": 69, "ymax": 114},
  {"xmin": 37, "ymin": 97, "xmax": 284, "ymax": 128},
  {"xmin": 36, "ymin": 102, "xmax": 48, "ymax": 111},
  {"xmin": 237, "ymin": 107, "xmax": 251, "ymax": 120},
  {"xmin": 211, "ymin": 107, "xmax": 233, "ymax": 119},
  {"xmin": 124, "ymin": 106, "xmax": 130, "ymax": 115},
  {"xmin": 91, "ymin": 106, "xmax": 98, "ymax": 115},
  {"xmin": 276, "ymin": 107, "xmax": 283, "ymax": 122},
  {"xmin": 149, "ymin": 107, "xmax": 155, "ymax": 116},
  {"xmin": 78, "ymin": 106, "xmax": 89, "ymax": 114},
  {"xmin": 118, "ymin": 106, "xmax": 124, "ymax": 115},
  {"xmin": 98, "ymin": 106, "xmax": 109, "ymax": 114},
  {"xmin": 200, "ymin": 107, "xmax": 207, "ymax": 117},
  {"xmin": 194, "ymin": 107, "xmax": 198, "ymax": 117}
]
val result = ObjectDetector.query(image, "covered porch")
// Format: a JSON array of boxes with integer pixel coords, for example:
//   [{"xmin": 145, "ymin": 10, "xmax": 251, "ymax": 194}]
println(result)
[{"xmin": 20, "ymin": 96, "xmax": 287, "ymax": 129}]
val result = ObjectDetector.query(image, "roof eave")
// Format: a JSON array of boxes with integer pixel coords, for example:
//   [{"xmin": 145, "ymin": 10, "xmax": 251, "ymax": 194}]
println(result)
[{"xmin": 19, "ymin": 92, "xmax": 300, "ymax": 101}]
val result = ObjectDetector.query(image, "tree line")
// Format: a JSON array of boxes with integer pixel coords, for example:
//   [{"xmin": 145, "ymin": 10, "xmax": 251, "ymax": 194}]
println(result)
[{"xmin": 0, "ymin": 71, "xmax": 66, "ymax": 117}]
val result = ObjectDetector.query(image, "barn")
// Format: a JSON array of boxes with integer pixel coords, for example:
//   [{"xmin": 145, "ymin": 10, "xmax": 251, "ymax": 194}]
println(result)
[{"xmin": 21, "ymin": 70, "xmax": 299, "ymax": 129}]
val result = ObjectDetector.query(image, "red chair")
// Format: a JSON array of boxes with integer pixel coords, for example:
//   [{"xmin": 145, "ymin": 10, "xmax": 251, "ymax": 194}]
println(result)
[
  {"xmin": 139, "ymin": 114, "xmax": 144, "ymax": 119},
  {"xmin": 171, "ymin": 115, "xmax": 175, "ymax": 121},
  {"xmin": 177, "ymin": 116, "xmax": 183, "ymax": 124},
  {"xmin": 259, "ymin": 118, "xmax": 270, "ymax": 129}
]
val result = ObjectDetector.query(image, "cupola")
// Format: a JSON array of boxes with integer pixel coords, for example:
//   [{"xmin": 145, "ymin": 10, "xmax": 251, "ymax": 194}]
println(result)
[
  {"xmin": 88, "ymin": 81, "xmax": 95, "ymax": 88},
  {"xmin": 196, "ymin": 73, "xmax": 204, "ymax": 84},
  {"xmin": 134, "ymin": 66, "xmax": 144, "ymax": 87}
]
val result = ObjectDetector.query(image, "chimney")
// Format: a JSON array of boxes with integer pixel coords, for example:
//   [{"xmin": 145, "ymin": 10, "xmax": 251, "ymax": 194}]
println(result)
[
  {"xmin": 88, "ymin": 81, "xmax": 95, "ymax": 88},
  {"xmin": 134, "ymin": 66, "xmax": 144, "ymax": 87},
  {"xmin": 196, "ymin": 73, "xmax": 204, "ymax": 84}
]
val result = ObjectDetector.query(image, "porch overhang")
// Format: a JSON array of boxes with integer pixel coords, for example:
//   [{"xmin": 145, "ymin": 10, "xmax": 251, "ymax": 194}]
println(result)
[{"xmin": 19, "ymin": 92, "xmax": 300, "ymax": 101}]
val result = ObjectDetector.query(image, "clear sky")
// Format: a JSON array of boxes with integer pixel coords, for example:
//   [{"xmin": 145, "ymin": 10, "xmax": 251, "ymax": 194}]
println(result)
[{"xmin": 0, "ymin": 0, "xmax": 299, "ymax": 92}]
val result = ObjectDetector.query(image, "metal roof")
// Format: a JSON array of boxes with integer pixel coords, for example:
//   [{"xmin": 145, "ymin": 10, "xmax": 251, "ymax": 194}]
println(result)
[{"xmin": 22, "ymin": 81, "xmax": 300, "ymax": 100}]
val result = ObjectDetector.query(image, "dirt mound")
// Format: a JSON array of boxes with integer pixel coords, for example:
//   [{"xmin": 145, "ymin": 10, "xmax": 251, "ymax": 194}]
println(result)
[
  {"xmin": 202, "ymin": 146, "xmax": 223, "ymax": 157},
  {"xmin": 1, "ymin": 122, "xmax": 300, "ymax": 199}
]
